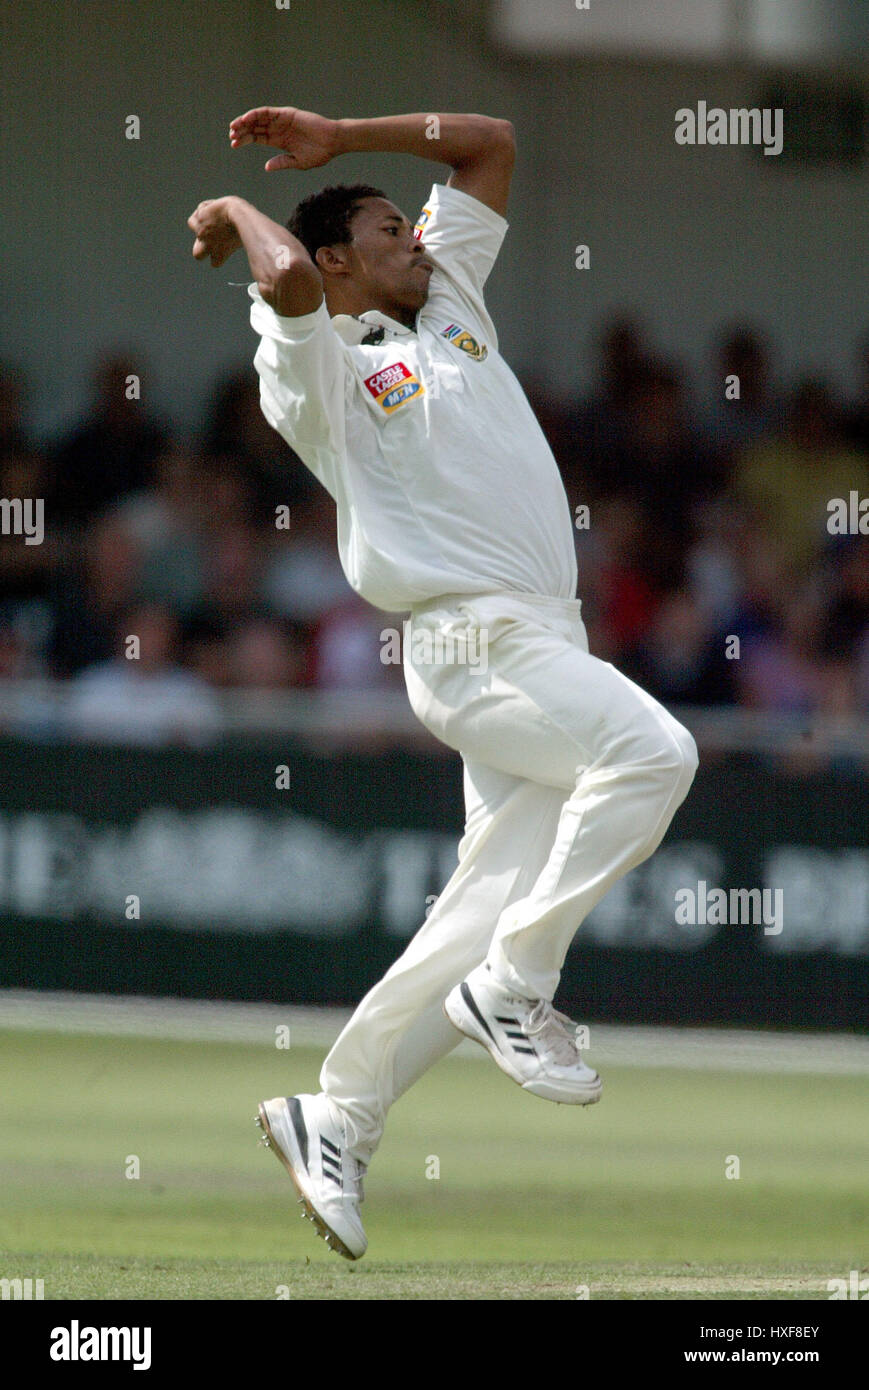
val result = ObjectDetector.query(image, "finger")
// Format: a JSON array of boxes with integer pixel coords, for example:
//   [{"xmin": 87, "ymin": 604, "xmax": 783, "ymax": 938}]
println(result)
[
  {"xmin": 230, "ymin": 107, "xmax": 265, "ymax": 126},
  {"xmin": 192, "ymin": 238, "xmax": 208, "ymax": 260},
  {"xmin": 265, "ymin": 153, "xmax": 295, "ymax": 172},
  {"xmin": 230, "ymin": 106, "xmax": 278, "ymax": 134}
]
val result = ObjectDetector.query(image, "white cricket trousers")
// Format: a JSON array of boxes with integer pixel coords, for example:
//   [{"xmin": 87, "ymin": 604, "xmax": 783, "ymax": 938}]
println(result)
[{"xmin": 320, "ymin": 590, "xmax": 698, "ymax": 1163}]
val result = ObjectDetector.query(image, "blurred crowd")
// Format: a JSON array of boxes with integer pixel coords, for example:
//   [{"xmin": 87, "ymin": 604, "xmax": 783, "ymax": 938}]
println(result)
[
  {"xmin": 539, "ymin": 321, "xmax": 869, "ymax": 720},
  {"xmin": 1, "ymin": 316, "xmax": 868, "ymax": 743}
]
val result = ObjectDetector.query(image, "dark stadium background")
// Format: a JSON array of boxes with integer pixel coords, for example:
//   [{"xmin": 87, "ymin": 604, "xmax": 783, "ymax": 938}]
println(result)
[{"xmin": 1, "ymin": 0, "xmax": 867, "ymax": 1029}]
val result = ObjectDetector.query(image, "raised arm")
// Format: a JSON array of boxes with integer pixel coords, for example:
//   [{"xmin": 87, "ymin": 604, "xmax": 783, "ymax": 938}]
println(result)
[
  {"xmin": 187, "ymin": 195, "xmax": 322, "ymax": 316},
  {"xmin": 229, "ymin": 108, "xmax": 515, "ymax": 217}
]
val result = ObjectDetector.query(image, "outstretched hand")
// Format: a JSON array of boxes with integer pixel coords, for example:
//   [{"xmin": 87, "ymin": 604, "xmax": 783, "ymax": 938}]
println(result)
[{"xmin": 229, "ymin": 106, "xmax": 338, "ymax": 171}]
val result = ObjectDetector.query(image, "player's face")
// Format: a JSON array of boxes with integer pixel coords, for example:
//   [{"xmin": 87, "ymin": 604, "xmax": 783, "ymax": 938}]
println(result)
[{"xmin": 344, "ymin": 197, "xmax": 434, "ymax": 314}]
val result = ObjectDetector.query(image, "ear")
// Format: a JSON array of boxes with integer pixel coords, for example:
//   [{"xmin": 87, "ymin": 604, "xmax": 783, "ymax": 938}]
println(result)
[{"xmin": 315, "ymin": 244, "xmax": 352, "ymax": 277}]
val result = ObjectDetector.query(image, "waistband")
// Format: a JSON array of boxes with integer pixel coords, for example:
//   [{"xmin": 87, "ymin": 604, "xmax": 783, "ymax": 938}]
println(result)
[{"xmin": 408, "ymin": 588, "xmax": 582, "ymax": 620}]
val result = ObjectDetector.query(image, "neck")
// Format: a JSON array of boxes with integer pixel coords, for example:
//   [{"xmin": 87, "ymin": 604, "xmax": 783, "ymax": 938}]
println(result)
[
  {"xmin": 389, "ymin": 305, "xmax": 418, "ymax": 330},
  {"xmin": 325, "ymin": 285, "xmax": 417, "ymax": 331}
]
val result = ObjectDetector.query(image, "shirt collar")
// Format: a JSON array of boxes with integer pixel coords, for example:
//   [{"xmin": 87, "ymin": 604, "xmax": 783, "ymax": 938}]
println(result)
[{"xmin": 331, "ymin": 309, "xmax": 417, "ymax": 345}]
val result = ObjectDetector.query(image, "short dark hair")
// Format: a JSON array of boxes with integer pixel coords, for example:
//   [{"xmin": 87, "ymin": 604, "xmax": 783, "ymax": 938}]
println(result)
[{"xmin": 287, "ymin": 183, "xmax": 387, "ymax": 260}]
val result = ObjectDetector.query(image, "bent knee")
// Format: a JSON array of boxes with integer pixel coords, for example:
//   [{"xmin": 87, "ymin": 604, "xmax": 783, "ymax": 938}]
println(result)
[
  {"xmin": 670, "ymin": 720, "xmax": 699, "ymax": 787},
  {"xmin": 629, "ymin": 710, "xmax": 699, "ymax": 798}
]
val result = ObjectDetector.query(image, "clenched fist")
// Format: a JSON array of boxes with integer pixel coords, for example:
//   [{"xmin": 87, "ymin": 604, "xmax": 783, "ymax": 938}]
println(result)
[{"xmin": 187, "ymin": 198, "xmax": 242, "ymax": 268}]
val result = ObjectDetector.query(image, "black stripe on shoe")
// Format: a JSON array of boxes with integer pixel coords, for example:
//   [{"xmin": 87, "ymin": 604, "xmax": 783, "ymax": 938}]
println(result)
[
  {"xmin": 287, "ymin": 1097, "xmax": 309, "ymax": 1169},
  {"xmin": 460, "ymin": 982, "xmax": 499, "ymax": 1049},
  {"xmin": 321, "ymin": 1141, "xmax": 343, "ymax": 1186},
  {"xmin": 493, "ymin": 1017, "xmax": 534, "ymax": 1052}
]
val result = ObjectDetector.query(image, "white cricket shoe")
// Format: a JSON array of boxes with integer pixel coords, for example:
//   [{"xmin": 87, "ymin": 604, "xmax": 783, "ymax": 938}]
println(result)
[
  {"xmin": 444, "ymin": 963, "xmax": 602, "ymax": 1105},
  {"xmin": 256, "ymin": 1092, "xmax": 367, "ymax": 1260}
]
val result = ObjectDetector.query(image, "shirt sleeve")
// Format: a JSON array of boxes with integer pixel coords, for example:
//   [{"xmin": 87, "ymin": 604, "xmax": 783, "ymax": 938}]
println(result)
[
  {"xmin": 413, "ymin": 182, "xmax": 508, "ymax": 306},
  {"xmin": 248, "ymin": 286, "xmax": 348, "ymax": 492}
]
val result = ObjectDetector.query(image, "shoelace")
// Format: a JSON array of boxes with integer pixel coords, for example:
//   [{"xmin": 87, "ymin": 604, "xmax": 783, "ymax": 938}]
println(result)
[
  {"xmin": 324, "ymin": 1098, "xmax": 366, "ymax": 1202},
  {"xmin": 345, "ymin": 1154, "xmax": 367, "ymax": 1204},
  {"xmin": 523, "ymin": 1000, "xmax": 583, "ymax": 1067}
]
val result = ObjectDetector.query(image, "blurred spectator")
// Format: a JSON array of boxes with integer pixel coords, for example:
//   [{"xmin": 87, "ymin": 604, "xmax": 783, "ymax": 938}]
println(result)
[
  {"xmin": 727, "ymin": 516, "xmax": 793, "ymax": 643},
  {"xmin": 51, "ymin": 352, "xmax": 166, "ymax": 523},
  {"xmin": 0, "ymin": 625, "xmax": 29, "ymax": 680},
  {"xmin": 49, "ymin": 512, "xmax": 143, "ymax": 676},
  {"xmin": 202, "ymin": 454, "xmax": 260, "ymax": 531},
  {"xmin": 846, "ymin": 332, "xmax": 869, "ymax": 455},
  {"xmin": 65, "ymin": 602, "xmax": 220, "ymax": 745},
  {"xmin": 580, "ymin": 316, "xmax": 649, "ymax": 445},
  {"xmin": 857, "ymin": 628, "xmax": 869, "ymax": 711},
  {"xmin": 114, "ymin": 442, "xmax": 208, "ymax": 617},
  {"xmin": 0, "ymin": 443, "xmax": 56, "ymax": 674},
  {"xmin": 571, "ymin": 315, "xmax": 651, "ymax": 498},
  {"xmin": 822, "ymin": 536, "xmax": 869, "ymax": 668},
  {"xmin": 596, "ymin": 360, "xmax": 715, "ymax": 591},
  {"xmin": 225, "ymin": 618, "xmax": 305, "ymax": 689},
  {"xmin": 180, "ymin": 497, "xmax": 279, "ymax": 679},
  {"xmin": 733, "ymin": 378, "xmax": 868, "ymax": 578},
  {"xmin": 313, "ymin": 595, "xmax": 405, "ymax": 691},
  {"xmin": 198, "ymin": 521, "xmax": 268, "ymax": 627},
  {"xmin": 685, "ymin": 498, "xmax": 747, "ymax": 629},
  {"xmin": 522, "ymin": 377, "xmax": 578, "ymax": 483},
  {"xmin": 737, "ymin": 586, "xmax": 857, "ymax": 715},
  {"xmin": 0, "ymin": 445, "xmax": 55, "ymax": 601},
  {"xmin": 634, "ymin": 589, "xmax": 738, "ymax": 705},
  {"xmin": 262, "ymin": 489, "xmax": 355, "ymax": 625},
  {"xmin": 0, "ymin": 363, "xmax": 30, "ymax": 454},
  {"xmin": 181, "ymin": 613, "xmax": 232, "ymax": 689},
  {"xmin": 705, "ymin": 325, "xmax": 781, "ymax": 465},
  {"xmin": 205, "ymin": 369, "xmax": 317, "ymax": 522},
  {"xmin": 573, "ymin": 495, "xmax": 660, "ymax": 667}
]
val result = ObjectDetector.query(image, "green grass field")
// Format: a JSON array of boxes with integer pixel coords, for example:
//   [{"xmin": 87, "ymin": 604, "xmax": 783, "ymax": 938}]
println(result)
[{"xmin": 1, "ymin": 1027, "xmax": 867, "ymax": 1299}]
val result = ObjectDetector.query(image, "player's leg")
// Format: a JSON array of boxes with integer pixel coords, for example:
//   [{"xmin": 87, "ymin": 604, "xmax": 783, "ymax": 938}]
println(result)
[
  {"xmin": 319, "ymin": 755, "xmax": 566, "ymax": 1162},
  {"xmin": 407, "ymin": 594, "xmax": 697, "ymax": 1083},
  {"xmin": 257, "ymin": 755, "xmax": 566, "ymax": 1258},
  {"xmin": 486, "ymin": 640, "xmax": 696, "ymax": 1001}
]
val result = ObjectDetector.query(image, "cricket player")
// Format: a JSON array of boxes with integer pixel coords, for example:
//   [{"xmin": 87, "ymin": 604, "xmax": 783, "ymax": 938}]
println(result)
[{"xmin": 188, "ymin": 107, "xmax": 698, "ymax": 1260}]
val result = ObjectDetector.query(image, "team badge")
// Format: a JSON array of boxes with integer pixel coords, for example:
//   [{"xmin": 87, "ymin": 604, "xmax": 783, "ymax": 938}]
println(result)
[
  {"xmin": 441, "ymin": 322, "xmax": 488, "ymax": 361},
  {"xmin": 413, "ymin": 206, "xmax": 432, "ymax": 240},
  {"xmin": 364, "ymin": 362, "xmax": 425, "ymax": 413}
]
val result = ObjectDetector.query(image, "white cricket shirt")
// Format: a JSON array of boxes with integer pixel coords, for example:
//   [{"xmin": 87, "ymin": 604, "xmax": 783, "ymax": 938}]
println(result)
[{"xmin": 249, "ymin": 181, "xmax": 577, "ymax": 613}]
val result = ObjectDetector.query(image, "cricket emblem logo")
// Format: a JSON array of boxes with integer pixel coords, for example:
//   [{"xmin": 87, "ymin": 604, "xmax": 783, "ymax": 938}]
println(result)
[
  {"xmin": 364, "ymin": 362, "xmax": 425, "ymax": 413},
  {"xmin": 441, "ymin": 323, "xmax": 488, "ymax": 361},
  {"xmin": 413, "ymin": 206, "xmax": 432, "ymax": 240}
]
